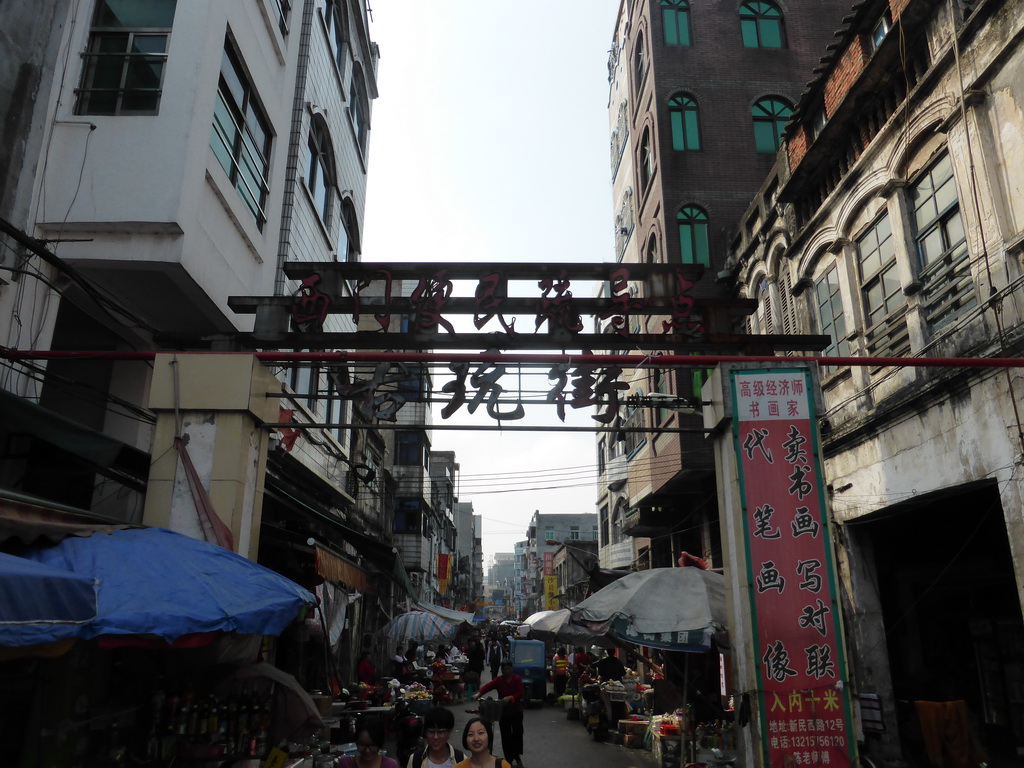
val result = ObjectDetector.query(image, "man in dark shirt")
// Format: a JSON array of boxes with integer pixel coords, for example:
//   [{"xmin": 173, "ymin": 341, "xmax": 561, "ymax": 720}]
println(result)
[{"xmin": 594, "ymin": 648, "xmax": 627, "ymax": 681}]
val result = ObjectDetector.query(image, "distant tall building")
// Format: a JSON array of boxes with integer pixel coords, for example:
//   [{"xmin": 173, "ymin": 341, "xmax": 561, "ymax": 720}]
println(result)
[{"xmin": 597, "ymin": 0, "xmax": 852, "ymax": 570}]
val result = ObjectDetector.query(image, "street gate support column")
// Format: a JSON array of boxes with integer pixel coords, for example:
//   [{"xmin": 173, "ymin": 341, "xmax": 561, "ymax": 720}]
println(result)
[
  {"xmin": 704, "ymin": 361, "xmax": 857, "ymax": 768},
  {"xmin": 143, "ymin": 353, "xmax": 280, "ymax": 560}
]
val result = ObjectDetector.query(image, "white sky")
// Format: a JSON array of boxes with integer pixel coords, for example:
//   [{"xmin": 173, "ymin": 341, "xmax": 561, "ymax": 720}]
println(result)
[{"xmin": 363, "ymin": 1, "xmax": 621, "ymax": 564}]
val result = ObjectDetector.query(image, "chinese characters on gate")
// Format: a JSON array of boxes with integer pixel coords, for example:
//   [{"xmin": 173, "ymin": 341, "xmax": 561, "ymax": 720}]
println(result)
[
  {"xmin": 732, "ymin": 370, "xmax": 853, "ymax": 768},
  {"xmin": 291, "ymin": 266, "xmax": 703, "ymax": 424}
]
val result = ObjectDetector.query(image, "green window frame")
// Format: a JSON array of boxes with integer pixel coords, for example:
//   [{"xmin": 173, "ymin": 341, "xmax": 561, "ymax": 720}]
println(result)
[
  {"xmin": 75, "ymin": 0, "xmax": 177, "ymax": 115},
  {"xmin": 752, "ymin": 97, "xmax": 793, "ymax": 153},
  {"xmin": 210, "ymin": 42, "xmax": 271, "ymax": 231},
  {"xmin": 661, "ymin": 0, "xmax": 691, "ymax": 46},
  {"xmin": 677, "ymin": 205, "xmax": 710, "ymax": 266},
  {"xmin": 668, "ymin": 94, "xmax": 701, "ymax": 151},
  {"xmin": 740, "ymin": 1, "xmax": 785, "ymax": 48}
]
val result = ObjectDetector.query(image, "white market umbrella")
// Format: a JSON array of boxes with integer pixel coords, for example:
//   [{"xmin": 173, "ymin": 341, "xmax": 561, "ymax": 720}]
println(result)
[
  {"xmin": 380, "ymin": 610, "xmax": 458, "ymax": 646},
  {"xmin": 569, "ymin": 567, "xmax": 728, "ymax": 639},
  {"xmin": 523, "ymin": 609, "xmax": 613, "ymax": 648}
]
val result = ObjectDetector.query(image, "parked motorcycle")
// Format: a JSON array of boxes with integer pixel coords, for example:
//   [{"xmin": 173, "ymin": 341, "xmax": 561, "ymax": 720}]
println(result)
[
  {"xmin": 580, "ymin": 684, "xmax": 608, "ymax": 742},
  {"xmin": 393, "ymin": 699, "xmax": 424, "ymax": 765}
]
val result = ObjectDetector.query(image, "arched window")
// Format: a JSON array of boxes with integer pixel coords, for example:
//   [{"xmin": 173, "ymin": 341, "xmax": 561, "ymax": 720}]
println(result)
[
  {"xmin": 752, "ymin": 97, "xmax": 793, "ymax": 152},
  {"xmin": 350, "ymin": 68, "xmax": 368, "ymax": 152},
  {"xmin": 740, "ymin": 1, "xmax": 785, "ymax": 48},
  {"xmin": 337, "ymin": 197, "xmax": 360, "ymax": 261},
  {"xmin": 306, "ymin": 119, "xmax": 335, "ymax": 224},
  {"xmin": 661, "ymin": 0, "xmax": 691, "ymax": 46},
  {"xmin": 324, "ymin": 0, "xmax": 345, "ymax": 68},
  {"xmin": 639, "ymin": 129, "xmax": 654, "ymax": 188},
  {"xmin": 635, "ymin": 36, "xmax": 648, "ymax": 85},
  {"xmin": 668, "ymin": 94, "xmax": 701, "ymax": 151},
  {"xmin": 677, "ymin": 205, "xmax": 710, "ymax": 266},
  {"xmin": 646, "ymin": 234, "xmax": 659, "ymax": 263}
]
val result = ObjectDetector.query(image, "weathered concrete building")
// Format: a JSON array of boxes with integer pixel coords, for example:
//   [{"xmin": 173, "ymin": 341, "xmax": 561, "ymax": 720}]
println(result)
[{"xmin": 728, "ymin": 0, "xmax": 1024, "ymax": 761}]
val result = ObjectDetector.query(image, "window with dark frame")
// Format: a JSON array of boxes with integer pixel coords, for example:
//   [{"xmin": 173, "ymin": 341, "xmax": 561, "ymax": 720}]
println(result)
[
  {"xmin": 668, "ymin": 94, "xmax": 701, "ymax": 151},
  {"xmin": 393, "ymin": 498, "xmax": 422, "ymax": 535},
  {"xmin": 210, "ymin": 41, "xmax": 272, "ymax": 230},
  {"xmin": 752, "ymin": 97, "xmax": 793, "ymax": 153},
  {"xmin": 395, "ymin": 431, "xmax": 423, "ymax": 466},
  {"xmin": 661, "ymin": 0, "xmax": 691, "ymax": 46},
  {"xmin": 640, "ymin": 129, "xmax": 654, "ymax": 189},
  {"xmin": 857, "ymin": 212, "xmax": 908, "ymax": 355},
  {"xmin": 75, "ymin": 0, "xmax": 177, "ymax": 115},
  {"xmin": 814, "ymin": 263, "xmax": 850, "ymax": 372},
  {"xmin": 350, "ymin": 70, "xmax": 369, "ymax": 152},
  {"xmin": 290, "ymin": 357, "xmax": 317, "ymax": 410},
  {"xmin": 677, "ymin": 205, "xmax": 710, "ymax": 266},
  {"xmin": 910, "ymin": 153, "xmax": 975, "ymax": 332},
  {"xmin": 869, "ymin": 13, "xmax": 892, "ymax": 52},
  {"xmin": 635, "ymin": 36, "xmax": 648, "ymax": 86},
  {"xmin": 306, "ymin": 120, "xmax": 335, "ymax": 225},
  {"xmin": 324, "ymin": 0, "xmax": 345, "ymax": 70},
  {"xmin": 272, "ymin": 0, "xmax": 292, "ymax": 35},
  {"xmin": 740, "ymin": 1, "xmax": 786, "ymax": 48}
]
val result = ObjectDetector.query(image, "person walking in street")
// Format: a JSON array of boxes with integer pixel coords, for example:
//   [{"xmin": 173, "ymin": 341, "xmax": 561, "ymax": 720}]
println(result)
[
  {"xmin": 472, "ymin": 661, "xmax": 525, "ymax": 767},
  {"xmin": 455, "ymin": 717, "xmax": 512, "ymax": 768},
  {"xmin": 465, "ymin": 639, "xmax": 485, "ymax": 701},
  {"xmin": 406, "ymin": 707, "xmax": 465, "ymax": 768},
  {"xmin": 485, "ymin": 639, "xmax": 503, "ymax": 680},
  {"xmin": 551, "ymin": 647, "xmax": 569, "ymax": 697},
  {"xmin": 342, "ymin": 723, "xmax": 400, "ymax": 768}
]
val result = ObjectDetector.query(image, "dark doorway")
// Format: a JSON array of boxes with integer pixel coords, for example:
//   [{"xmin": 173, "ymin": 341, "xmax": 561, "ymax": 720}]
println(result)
[{"xmin": 867, "ymin": 480, "xmax": 1023, "ymax": 765}]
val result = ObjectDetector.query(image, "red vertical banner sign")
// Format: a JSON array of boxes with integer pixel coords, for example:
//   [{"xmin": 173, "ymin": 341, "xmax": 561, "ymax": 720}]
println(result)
[
  {"xmin": 731, "ymin": 368, "xmax": 855, "ymax": 768},
  {"xmin": 543, "ymin": 551, "xmax": 554, "ymax": 577}
]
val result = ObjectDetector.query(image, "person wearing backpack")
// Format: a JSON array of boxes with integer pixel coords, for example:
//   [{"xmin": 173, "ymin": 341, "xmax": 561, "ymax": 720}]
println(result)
[
  {"xmin": 455, "ymin": 717, "xmax": 511, "ymax": 768},
  {"xmin": 405, "ymin": 707, "xmax": 465, "ymax": 768}
]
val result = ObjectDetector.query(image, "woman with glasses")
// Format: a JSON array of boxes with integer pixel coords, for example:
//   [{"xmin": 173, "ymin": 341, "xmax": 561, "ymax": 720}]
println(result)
[
  {"xmin": 340, "ymin": 722, "xmax": 399, "ymax": 768},
  {"xmin": 456, "ymin": 717, "xmax": 511, "ymax": 768},
  {"xmin": 406, "ymin": 707, "xmax": 465, "ymax": 768}
]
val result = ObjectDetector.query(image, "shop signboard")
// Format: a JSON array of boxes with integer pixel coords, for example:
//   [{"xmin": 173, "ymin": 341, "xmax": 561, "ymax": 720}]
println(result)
[
  {"xmin": 544, "ymin": 575, "xmax": 559, "ymax": 611},
  {"xmin": 730, "ymin": 368, "xmax": 855, "ymax": 768}
]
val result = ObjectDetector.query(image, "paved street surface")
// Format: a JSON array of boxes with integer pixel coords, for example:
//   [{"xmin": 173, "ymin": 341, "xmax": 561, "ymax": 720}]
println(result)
[{"xmin": 441, "ymin": 672, "xmax": 659, "ymax": 768}]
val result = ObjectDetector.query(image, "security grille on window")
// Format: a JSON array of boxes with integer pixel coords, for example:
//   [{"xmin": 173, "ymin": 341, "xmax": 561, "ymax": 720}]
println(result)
[
  {"xmin": 857, "ymin": 213, "xmax": 909, "ymax": 356},
  {"xmin": 75, "ymin": 0, "xmax": 177, "ymax": 115},
  {"xmin": 911, "ymin": 153, "xmax": 975, "ymax": 332},
  {"xmin": 210, "ymin": 42, "xmax": 272, "ymax": 231}
]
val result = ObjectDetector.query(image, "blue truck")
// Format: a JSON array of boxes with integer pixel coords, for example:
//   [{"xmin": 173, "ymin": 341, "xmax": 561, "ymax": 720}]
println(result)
[{"xmin": 509, "ymin": 638, "xmax": 547, "ymax": 705}]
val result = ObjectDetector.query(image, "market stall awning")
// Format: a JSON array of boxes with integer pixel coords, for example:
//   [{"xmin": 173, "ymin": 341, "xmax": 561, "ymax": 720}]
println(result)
[
  {"xmin": 2, "ymin": 527, "xmax": 315, "ymax": 647},
  {"xmin": 0, "ymin": 552, "xmax": 98, "ymax": 645},
  {"xmin": 414, "ymin": 600, "xmax": 475, "ymax": 624},
  {"xmin": 569, "ymin": 566, "xmax": 727, "ymax": 645}
]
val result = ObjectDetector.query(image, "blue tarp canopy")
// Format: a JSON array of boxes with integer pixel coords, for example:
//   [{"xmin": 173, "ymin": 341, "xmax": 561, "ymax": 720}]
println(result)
[
  {"xmin": 0, "ymin": 527, "xmax": 315, "ymax": 647},
  {"xmin": 0, "ymin": 552, "xmax": 98, "ymax": 643}
]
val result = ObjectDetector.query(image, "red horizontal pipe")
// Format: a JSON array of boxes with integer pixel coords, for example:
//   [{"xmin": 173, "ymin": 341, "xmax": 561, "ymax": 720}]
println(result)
[{"xmin": 2, "ymin": 347, "xmax": 1024, "ymax": 368}]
